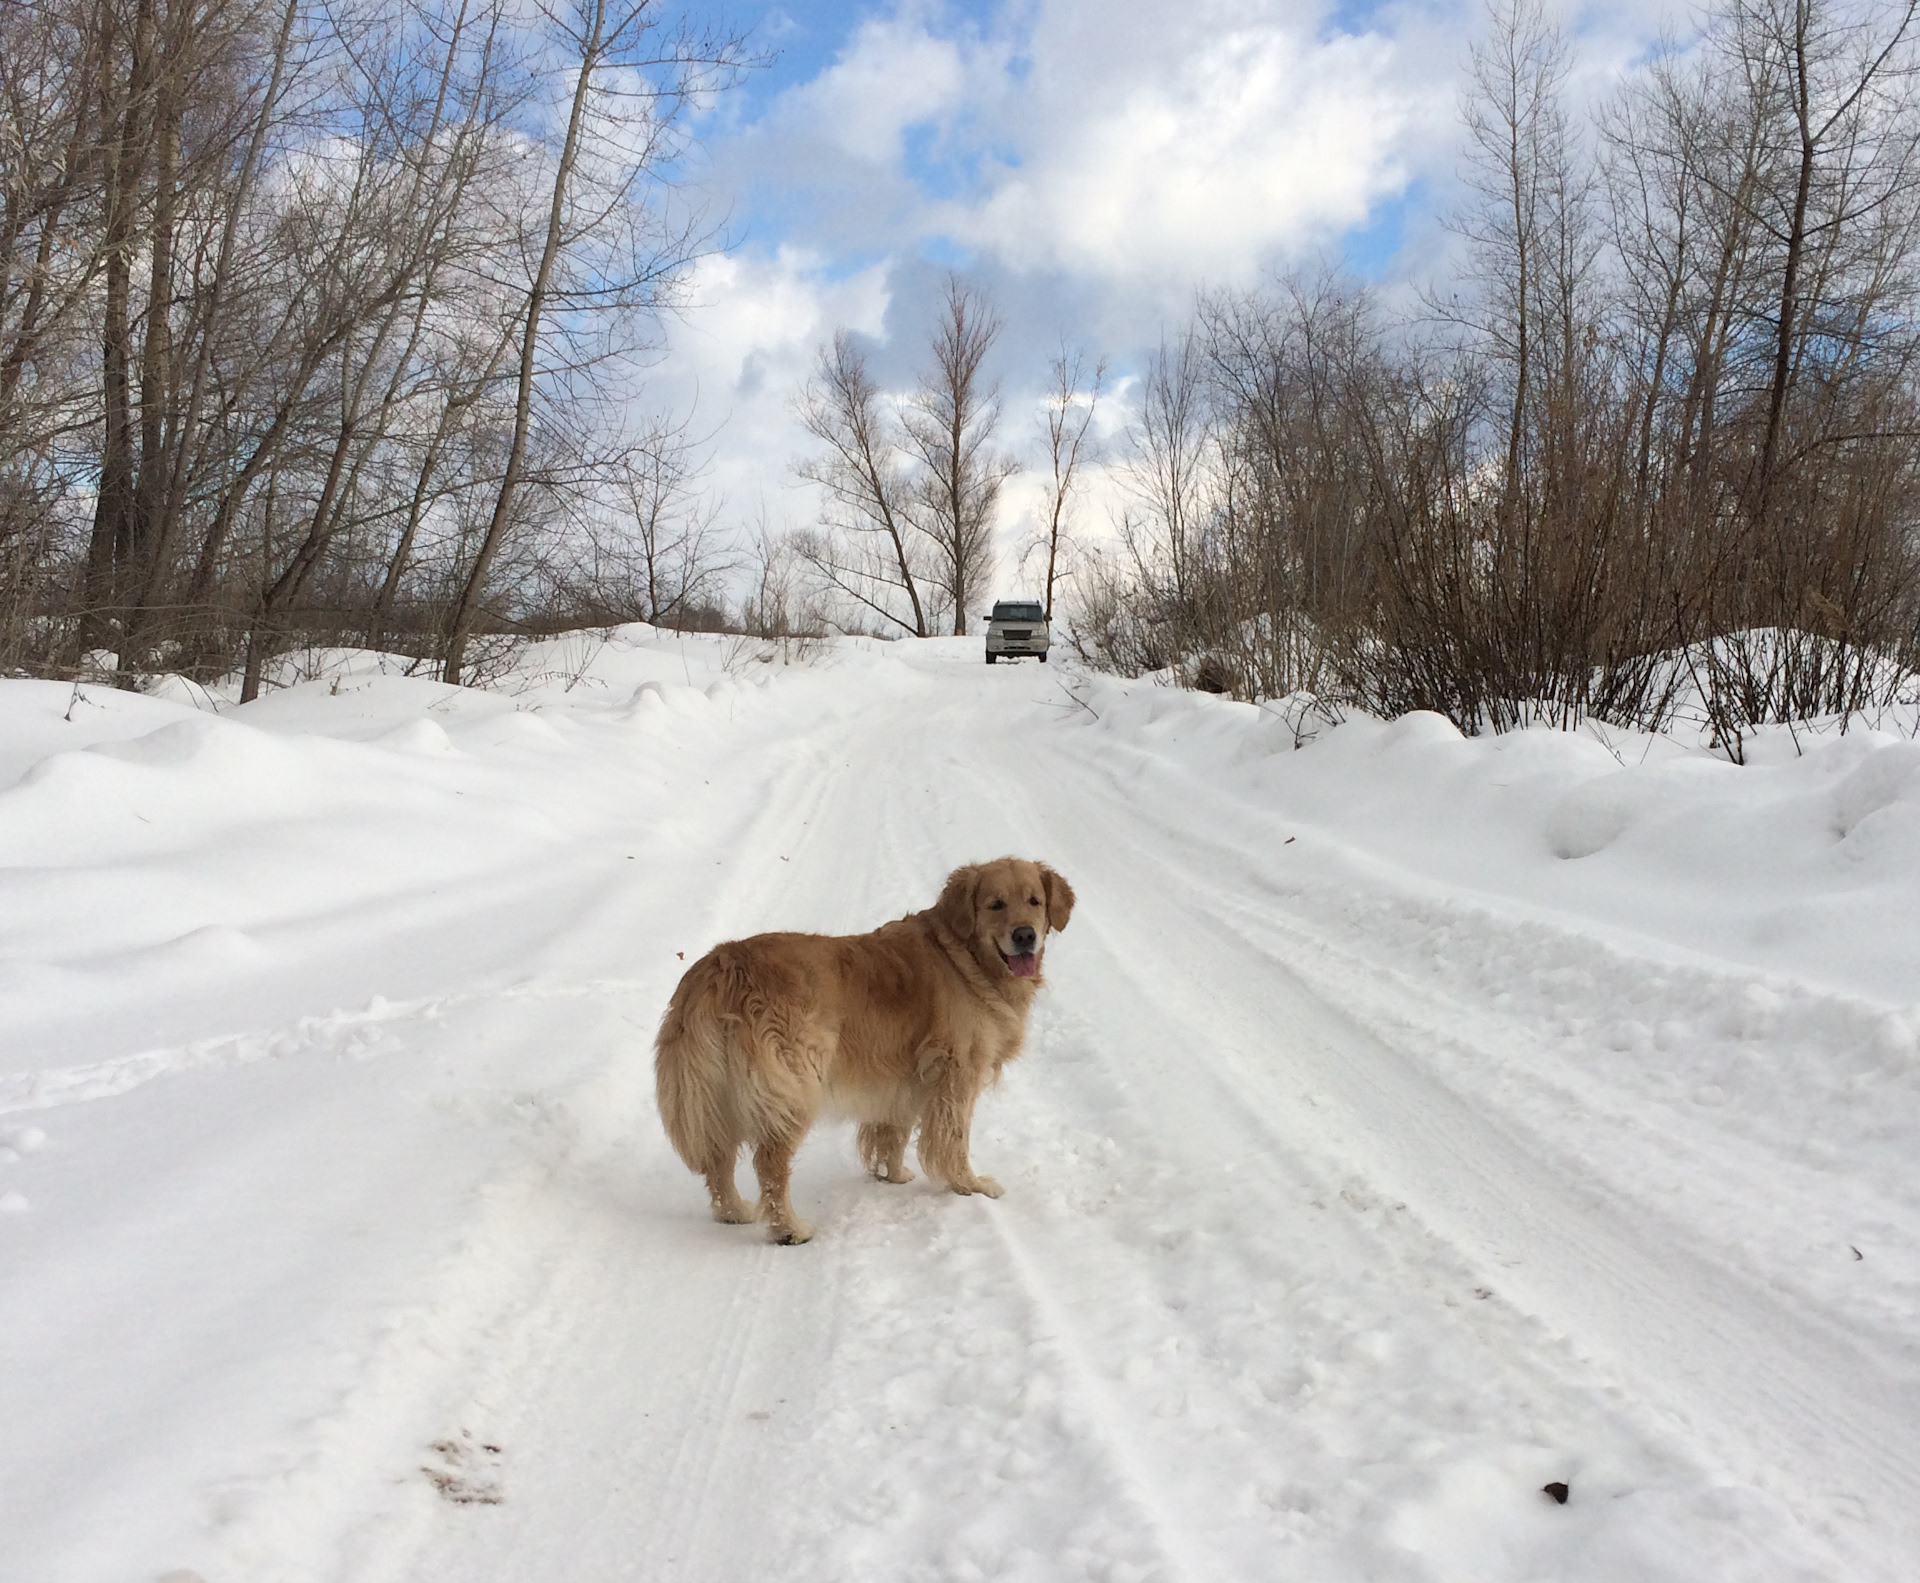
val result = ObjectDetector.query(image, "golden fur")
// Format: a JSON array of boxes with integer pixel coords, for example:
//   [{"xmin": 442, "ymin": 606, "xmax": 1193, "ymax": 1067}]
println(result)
[{"xmin": 654, "ymin": 857, "xmax": 1076, "ymax": 1243}]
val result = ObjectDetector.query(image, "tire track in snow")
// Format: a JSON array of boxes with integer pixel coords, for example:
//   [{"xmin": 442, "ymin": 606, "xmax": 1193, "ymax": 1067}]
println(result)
[
  {"xmin": 748, "ymin": 702, "xmax": 1212, "ymax": 1582},
  {"xmin": 638, "ymin": 1242, "xmax": 782, "ymax": 1577},
  {"xmin": 980, "ymin": 1210, "xmax": 1204, "ymax": 1583},
  {"xmin": 1201, "ymin": 881, "xmax": 1920, "ymax": 1346},
  {"xmin": 0, "ymin": 977, "xmax": 657, "ymax": 1118},
  {"xmin": 201, "ymin": 723, "xmax": 855, "ymax": 1583},
  {"xmin": 1046, "ymin": 693, "xmax": 1920, "ymax": 1354},
  {"xmin": 833, "ymin": 690, "xmax": 1568, "ymax": 1575},
  {"xmin": 882, "ymin": 702, "xmax": 1220, "ymax": 1582},
  {"xmin": 340, "ymin": 719, "xmax": 884, "ymax": 1583},
  {"xmin": 835, "ymin": 698, "xmax": 1737, "ymax": 1578},
  {"xmin": 1024, "ymin": 712, "xmax": 1920, "ymax": 1580},
  {"xmin": 829, "ymin": 680, "xmax": 1675, "ymax": 1576}
]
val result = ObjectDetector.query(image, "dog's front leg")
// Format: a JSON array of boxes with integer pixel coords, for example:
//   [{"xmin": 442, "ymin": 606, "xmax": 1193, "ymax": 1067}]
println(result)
[{"xmin": 915, "ymin": 1052, "xmax": 1002, "ymax": 1198}]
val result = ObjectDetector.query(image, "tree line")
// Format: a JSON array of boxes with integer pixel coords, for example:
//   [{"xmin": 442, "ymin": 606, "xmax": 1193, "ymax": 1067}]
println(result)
[
  {"xmin": 0, "ymin": 0, "xmax": 745, "ymax": 695},
  {"xmin": 11, "ymin": 0, "xmax": 1918, "ymax": 746},
  {"xmin": 1062, "ymin": 0, "xmax": 1920, "ymax": 752}
]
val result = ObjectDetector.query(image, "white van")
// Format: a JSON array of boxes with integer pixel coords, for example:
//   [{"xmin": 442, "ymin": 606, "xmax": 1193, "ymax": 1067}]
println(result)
[{"xmin": 984, "ymin": 601, "xmax": 1049, "ymax": 664}]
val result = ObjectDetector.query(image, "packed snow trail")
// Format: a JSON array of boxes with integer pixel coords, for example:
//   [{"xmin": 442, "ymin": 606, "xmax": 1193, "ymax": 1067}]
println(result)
[{"xmin": 2, "ymin": 632, "xmax": 1916, "ymax": 1582}]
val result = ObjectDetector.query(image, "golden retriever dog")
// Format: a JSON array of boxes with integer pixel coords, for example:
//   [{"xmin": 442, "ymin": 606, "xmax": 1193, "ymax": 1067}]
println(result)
[{"xmin": 654, "ymin": 858, "xmax": 1075, "ymax": 1243}]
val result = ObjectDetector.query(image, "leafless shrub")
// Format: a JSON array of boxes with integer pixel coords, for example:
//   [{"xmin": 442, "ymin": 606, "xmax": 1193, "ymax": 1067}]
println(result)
[
  {"xmin": 1072, "ymin": 0, "xmax": 1920, "ymax": 750},
  {"xmin": 732, "ymin": 526, "xmax": 826, "ymax": 665}
]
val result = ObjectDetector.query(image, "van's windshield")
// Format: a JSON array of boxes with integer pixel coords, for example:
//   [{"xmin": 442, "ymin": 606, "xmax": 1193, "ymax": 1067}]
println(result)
[{"xmin": 991, "ymin": 603, "xmax": 1044, "ymax": 622}]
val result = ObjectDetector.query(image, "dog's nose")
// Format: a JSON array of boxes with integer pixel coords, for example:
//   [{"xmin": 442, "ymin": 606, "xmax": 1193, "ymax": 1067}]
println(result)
[{"xmin": 1011, "ymin": 925, "xmax": 1037, "ymax": 951}]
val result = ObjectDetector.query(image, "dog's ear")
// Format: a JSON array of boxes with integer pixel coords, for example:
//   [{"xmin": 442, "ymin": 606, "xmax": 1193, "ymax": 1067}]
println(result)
[
  {"xmin": 1041, "ymin": 866, "xmax": 1075, "ymax": 932},
  {"xmin": 936, "ymin": 864, "xmax": 979, "ymax": 940}
]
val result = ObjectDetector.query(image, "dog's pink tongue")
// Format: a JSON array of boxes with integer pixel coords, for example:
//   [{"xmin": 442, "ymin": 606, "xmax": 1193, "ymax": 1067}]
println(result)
[{"xmin": 1008, "ymin": 953, "xmax": 1039, "ymax": 978}]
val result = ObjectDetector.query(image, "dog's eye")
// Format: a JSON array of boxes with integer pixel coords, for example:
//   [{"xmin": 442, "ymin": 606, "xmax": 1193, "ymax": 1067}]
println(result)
[
  {"xmin": 1028, "ymin": 896, "xmax": 1041, "ymax": 906},
  {"xmin": 987, "ymin": 899, "xmax": 1006, "ymax": 910}
]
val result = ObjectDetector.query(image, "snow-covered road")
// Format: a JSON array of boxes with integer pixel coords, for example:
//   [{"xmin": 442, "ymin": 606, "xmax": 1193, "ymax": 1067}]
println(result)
[{"xmin": 4, "ymin": 632, "xmax": 1917, "ymax": 1582}]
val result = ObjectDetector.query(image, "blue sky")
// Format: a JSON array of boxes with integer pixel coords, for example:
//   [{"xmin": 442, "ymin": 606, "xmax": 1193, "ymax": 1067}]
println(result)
[
  {"xmin": 650, "ymin": 0, "xmax": 1677, "ymax": 573},
  {"xmin": 721, "ymin": 3, "xmax": 874, "ymax": 99}
]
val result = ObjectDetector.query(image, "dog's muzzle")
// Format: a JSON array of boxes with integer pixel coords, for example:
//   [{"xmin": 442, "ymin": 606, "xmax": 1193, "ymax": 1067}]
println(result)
[{"xmin": 1004, "ymin": 926, "xmax": 1039, "ymax": 977}]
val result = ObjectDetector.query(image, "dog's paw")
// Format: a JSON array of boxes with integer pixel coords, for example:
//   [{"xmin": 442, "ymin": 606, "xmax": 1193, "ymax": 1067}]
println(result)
[
  {"xmin": 711, "ymin": 1201, "xmax": 755, "ymax": 1224},
  {"xmin": 877, "ymin": 1164, "xmax": 916, "ymax": 1184},
  {"xmin": 770, "ymin": 1218, "xmax": 815, "ymax": 1245},
  {"xmin": 956, "ymin": 1175, "xmax": 1003, "ymax": 1199}
]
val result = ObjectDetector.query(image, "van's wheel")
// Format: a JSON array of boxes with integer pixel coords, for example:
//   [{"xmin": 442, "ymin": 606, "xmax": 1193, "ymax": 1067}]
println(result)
[
  {"xmin": 1038, "ymin": 652, "xmax": 1048, "ymax": 663},
  {"xmin": 985, "ymin": 653, "xmax": 996, "ymax": 664}
]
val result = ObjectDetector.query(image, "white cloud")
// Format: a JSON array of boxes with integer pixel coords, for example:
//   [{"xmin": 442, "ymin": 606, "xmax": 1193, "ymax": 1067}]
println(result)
[
  {"xmin": 778, "ymin": 9, "xmax": 970, "ymax": 166},
  {"xmin": 648, "ymin": 0, "xmax": 1690, "ymax": 600},
  {"xmin": 652, "ymin": 246, "xmax": 894, "ymax": 526},
  {"xmin": 680, "ymin": 246, "xmax": 890, "ymax": 386},
  {"xmin": 729, "ymin": 0, "xmax": 1458, "ymax": 302},
  {"xmin": 932, "ymin": 8, "xmax": 1427, "ymax": 290}
]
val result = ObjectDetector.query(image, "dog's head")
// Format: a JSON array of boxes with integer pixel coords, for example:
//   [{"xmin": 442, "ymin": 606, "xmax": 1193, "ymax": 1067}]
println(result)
[{"xmin": 935, "ymin": 858, "xmax": 1075, "ymax": 980}]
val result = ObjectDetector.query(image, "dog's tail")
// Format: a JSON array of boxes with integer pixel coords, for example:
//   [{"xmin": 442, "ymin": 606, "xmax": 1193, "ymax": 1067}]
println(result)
[
  {"xmin": 654, "ymin": 950, "xmax": 743, "ymax": 1175},
  {"xmin": 657, "ymin": 941, "xmax": 823, "ymax": 1180}
]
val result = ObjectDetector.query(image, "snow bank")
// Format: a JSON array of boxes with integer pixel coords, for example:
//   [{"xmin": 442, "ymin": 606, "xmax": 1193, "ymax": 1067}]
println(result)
[
  {"xmin": 1078, "ymin": 673, "xmax": 1920, "ymax": 1004},
  {"xmin": 1074, "ymin": 670, "xmax": 1920, "ymax": 1356}
]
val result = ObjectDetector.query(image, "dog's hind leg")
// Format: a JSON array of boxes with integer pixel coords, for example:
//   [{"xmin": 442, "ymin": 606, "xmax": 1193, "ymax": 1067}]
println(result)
[
  {"xmin": 703, "ymin": 1146, "xmax": 754, "ymax": 1224},
  {"xmin": 857, "ymin": 1122, "xmax": 915, "ymax": 1184},
  {"xmin": 752, "ymin": 1124, "xmax": 814, "ymax": 1244}
]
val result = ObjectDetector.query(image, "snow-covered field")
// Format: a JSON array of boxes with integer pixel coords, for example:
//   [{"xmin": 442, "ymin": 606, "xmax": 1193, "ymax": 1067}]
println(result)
[{"xmin": 4, "ymin": 627, "xmax": 1918, "ymax": 1583}]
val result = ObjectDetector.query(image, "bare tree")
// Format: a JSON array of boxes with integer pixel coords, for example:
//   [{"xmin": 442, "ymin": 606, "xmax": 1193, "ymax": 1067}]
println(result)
[
  {"xmin": 901, "ymin": 276, "xmax": 1016, "ymax": 636},
  {"xmin": 243, "ymin": 44, "xmax": 509, "ymax": 690},
  {"xmin": 1074, "ymin": 0, "xmax": 1920, "ymax": 743},
  {"xmin": 0, "ymin": 0, "xmax": 102, "ymax": 665},
  {"xmin": 737, "ymin": 522, "xmax": 824, "ymax": 654},
  {"xmin": 0, "ymin": 0, "xmax": 754, "ymax": 689},
  {"xmin": 1453, "ymin": 0, "xmax": 1596, "ymax": 502},
  {"xmin": 1197, "ymin": 273, "xmax": 1387, "ymax": 700},
  {"xmin": 78, "ymin": 0, "xmax": 311, "ymax": 669},
  {"xmin": 1125, "ymin": 328, "xmax": 1213, "ymax": 625},
  {"xmin": 1736, "ymin": 0, "xmax": 1920, "ymax": 518},
  {"xmin": 1030, "ymin": 344, "xmax": 1105, "ymax": 622},
  {"xmin": 442, "ymin": 0, "xmax": 747, "ymax": 683},
  {"xmin": 792, "ymin": 330, "xmax": 930, "ymax": 635},
  {"xmin": 363, "ymin": 316, "xmax": 520, "ymax": 654}
]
